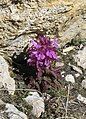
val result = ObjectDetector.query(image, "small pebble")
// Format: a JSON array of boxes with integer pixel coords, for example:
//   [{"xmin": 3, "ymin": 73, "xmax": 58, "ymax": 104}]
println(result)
[
  {"xmin": 75, "ymin": 73, "xmax": 80, "ymax": 77},
  {"xmin": 65, "ymin": 74, "xmax": 75, "ymax": 84}
]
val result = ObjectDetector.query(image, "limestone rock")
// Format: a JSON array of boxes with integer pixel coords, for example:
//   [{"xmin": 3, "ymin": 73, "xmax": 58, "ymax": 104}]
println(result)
[
  {"xmin": 5, "ymin": 103, "xmax": 28, "ymax": 119},
  {"xmin": 73, "ymin": 46, "xmax": 86, "ymax": 69},
  {"xmin": 60, "ymin": 18, "xmax": 86, "ymax": 45},
  {"xmin": 0, "ymin": 55, "xmax": 15, "ymax": 95},
  {"xmin": 24, "ymin": 92, "xmax": 44, "ymax": 118},
  {"xmin": 82, "ymin": 79, "xmax": 86, "ymax": 89}
]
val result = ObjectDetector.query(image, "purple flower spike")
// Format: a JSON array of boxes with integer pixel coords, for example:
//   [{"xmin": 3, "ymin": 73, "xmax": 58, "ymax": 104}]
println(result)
[{"xmin": 27, "ymin": 35, "xmax": 59, "ymax": 77}]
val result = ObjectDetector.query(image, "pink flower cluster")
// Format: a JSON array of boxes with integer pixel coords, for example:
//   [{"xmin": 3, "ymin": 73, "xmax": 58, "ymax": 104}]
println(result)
[{"xmin": 27, "ymin": 35, "xmax": 58, "ymax": 75}]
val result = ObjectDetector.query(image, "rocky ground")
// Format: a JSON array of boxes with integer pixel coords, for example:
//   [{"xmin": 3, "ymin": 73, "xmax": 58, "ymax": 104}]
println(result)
[{"xmin": 0, "ymin": 0, "xmax": 86, "ymax": 119}]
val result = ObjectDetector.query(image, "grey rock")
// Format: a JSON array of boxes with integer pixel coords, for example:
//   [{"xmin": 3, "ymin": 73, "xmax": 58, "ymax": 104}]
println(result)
[
  {"xmin": 5, "ymin": 103, "xmax": 28, "ymax": 119},
  {"xmin": 24, "ymin": 92, "xmax": 44, "ymax": 118},
  {"xmin": 73, "ymin": 46, "xmax": 86, "ymax": 69},
  {"xmin": 60, "ymin": 18, "xmax": 86, "ymax": 45},
  {"xmin": 0, "ymin": 55, "xmax": 15, "ymax": 95},
  {"xmin": 82, "ymin": 79, "xmax": 86, "ymax": 89}
]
